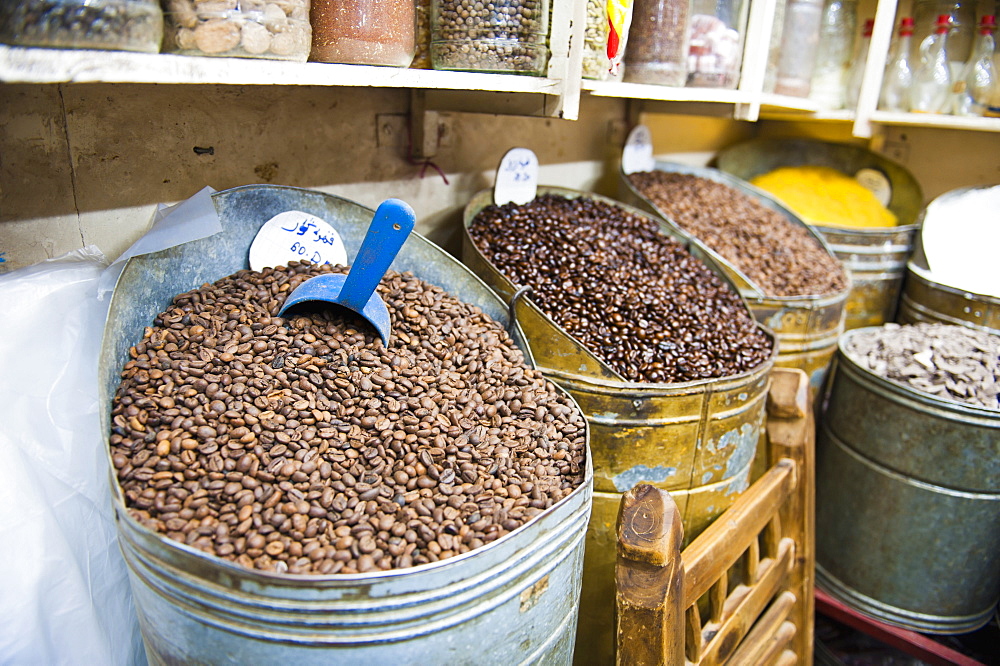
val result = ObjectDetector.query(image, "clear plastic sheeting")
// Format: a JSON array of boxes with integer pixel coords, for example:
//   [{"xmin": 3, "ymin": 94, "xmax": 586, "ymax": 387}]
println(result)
[{"xmin": 0, "ymin": 246, "xmax": 145, "ymax": 665}]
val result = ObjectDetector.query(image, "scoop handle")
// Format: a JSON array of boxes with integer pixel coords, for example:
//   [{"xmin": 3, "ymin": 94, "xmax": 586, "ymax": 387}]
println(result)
[{"xmin": 339, "ymin": 199, "xmax": 416, "ymax": 312}]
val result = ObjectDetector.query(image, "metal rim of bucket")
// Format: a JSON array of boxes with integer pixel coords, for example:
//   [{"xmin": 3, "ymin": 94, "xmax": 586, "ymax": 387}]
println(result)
[
  {"xmin": 462, "ymin": 184, "xmax": 779, "ymax": 391},
  {"xmin": 102, "ymin": 184, "xmax": 595, "ymax": 588},
  {"xmin": 836, "ymin": 326, "xmax": 1000, "ymax": 422},
  {"xmin": 816, "ymin": 563, "xmax": 996, "ymax": 635},
  {"xmin": 619, "ymin": 161, "xmax": 852, "ymax": 303},
  {"xmin": 899, "ymin": 262, "xmax": 1000, "ymax": 335}
]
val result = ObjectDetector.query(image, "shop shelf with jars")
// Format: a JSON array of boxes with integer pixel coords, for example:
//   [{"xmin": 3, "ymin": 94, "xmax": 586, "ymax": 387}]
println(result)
[
  {"xmin": 2, "ymin": 0, "xmax": 999, "ymax": 133},
  {"xmin": 0, "ymin": 0, "xmax": 586, "ymax": 120}
]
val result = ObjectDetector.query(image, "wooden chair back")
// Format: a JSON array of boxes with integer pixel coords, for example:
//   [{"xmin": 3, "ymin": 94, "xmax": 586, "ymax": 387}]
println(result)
[{"xmin": 615, "ymin": 367, "xmax": 815, "ymax": 665}]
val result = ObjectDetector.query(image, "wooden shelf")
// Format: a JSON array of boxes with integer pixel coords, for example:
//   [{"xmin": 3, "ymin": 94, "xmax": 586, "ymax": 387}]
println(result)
[
  {"xmin": 869, "ymin": 110, "xmax": 1000, "ymax": 133},
  {"xmin": 584, "ymin": 80, "xmax": 748, "ymax": 105},
  {"xmin": 0, "ymin": 45, "xmax": 561, "ymax": 93}
]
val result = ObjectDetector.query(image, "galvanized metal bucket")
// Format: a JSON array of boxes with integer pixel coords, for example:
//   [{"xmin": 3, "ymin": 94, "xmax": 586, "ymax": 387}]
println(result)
[
  {"xmin": 100, "ymin": 185, "xmax": 594, "ymax": 664},
  {"xmin": 619, "ymin": 162, "xmax": 848, "ymax": 392},
  {"xmin": 815, "ymin": 329, "xmax": 1000, "ymax": 633},
  {"xmin": 897, "ymin": 262, "xmax": 1000, "ymax": 334},
  {"xmin": 715, "ymin": 137, "xmax": 923, "ymax": 331},
  {"xmin": 461, "ymin": 186, "xmax": 777, "ymax": 665}
]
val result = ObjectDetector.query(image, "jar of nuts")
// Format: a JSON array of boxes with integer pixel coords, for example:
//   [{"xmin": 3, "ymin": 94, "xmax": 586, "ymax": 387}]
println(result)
[
  {"xmin": 0, "ymin": 0, "xmax": 163, "ymax": 53},
  {"xmin": 430, "ymin": 0, "xmax": 549, "ymax": 75},
  {"xmin": 162, "ymin": 0, "xmax": 311, "ymax": 62}
]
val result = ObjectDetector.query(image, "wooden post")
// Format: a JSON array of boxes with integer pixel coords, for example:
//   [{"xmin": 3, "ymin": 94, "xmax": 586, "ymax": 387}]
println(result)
[
  {"xmin": 615, "ymin": 484, "xmax": 684, "ymax": 666},
  {"xmin": 765, "ymin": 367, "xmax": 815, "ymax": 664}
]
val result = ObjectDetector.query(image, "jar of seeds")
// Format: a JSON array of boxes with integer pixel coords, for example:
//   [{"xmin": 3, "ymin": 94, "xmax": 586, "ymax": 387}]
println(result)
[
  {"xmin": 430, "ymin": 0, "xmax": 549, "ymax": 75},
  {"xmin": 582, "ymin": 0, "xmax": 610, "ymax": 79},
  {"xmin": 311, "ymin": 0, "xmax": 415, "ymax": 66},
  {"xmin": 624, "ymin": 0, "xmax": 692, "ymax": 86},
  {"xmin": 162, "ymin": 0, "xmax": 311, "ymax": 62},
  {"xmin": 0, "ymin": 0, "xmax": 163, "ymax": 53}
]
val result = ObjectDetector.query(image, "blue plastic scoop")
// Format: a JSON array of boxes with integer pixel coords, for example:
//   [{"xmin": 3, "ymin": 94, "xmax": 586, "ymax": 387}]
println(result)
[{"xmin": 277, "ymin": 198, "xmax": 416, "ymax": 345}]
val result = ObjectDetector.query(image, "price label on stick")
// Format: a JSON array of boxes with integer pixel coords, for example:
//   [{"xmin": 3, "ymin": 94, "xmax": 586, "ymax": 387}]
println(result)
[
  {"xmin": 248, "ymin": 211, "xmax": 348, "ymax": 271},
  {"xmin": 621, "ymin": 124, "xmax": 655, "ymax": 174},
  {"xmin": 854, "ymin": 168, "xmax": 892, "ymax": 207},
  {"xmin": 494, "ymin": 148, "xmax": 539, "ymax": 205}
]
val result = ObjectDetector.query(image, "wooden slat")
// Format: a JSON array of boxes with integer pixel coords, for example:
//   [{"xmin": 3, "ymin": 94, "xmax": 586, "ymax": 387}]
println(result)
[
  {"xmin": 615, "ymin": 485, "xmax": 684, "ymax": 665},
  {"xmin": 771, "ymin": 648, "xmax": 798, "ymax": 666},
  {"xmin": 686, "ymin": 604, "xmax": 703, "ymax": 663},
  {"xmin": 700, "ymin": 538, "xmax": 795, "ymax": 665},
  {"xmin": 709, "ymin": 571, "xmax": 728, "ymax": 623},
  {"xmin": 682, "ymin": 460, "xmax": 795, "ymax": 607},
  {"xmin": 726, "ymin": 593, "xmax": 798, "ymax": 665}
]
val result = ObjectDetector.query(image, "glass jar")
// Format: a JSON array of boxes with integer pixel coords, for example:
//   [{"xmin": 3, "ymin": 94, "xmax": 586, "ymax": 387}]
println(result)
[
  {"xmin": 583, "ymin": 0, "xmax": 611, "ymax": 79},
  {"xmin": 163, "ymin": 0, "xmax": 311, "ymax": 62},
  {"xmin": 686, "ymin": 0, "xmax": 749, "ymax": 88},
  {"xmin": 810, "ymin": 0, "xmax": 857, "ymax": 108},
  {"xmin": 773, "ymin": 0, "xmax": 825, "ymax": 97},
  {"xmin": 0, "ymin": 0, "xmax": 163, "ymax": 53},
  {"xmin": 624, "ymin": 0, "xmax": 692, "ymax": 86},
  {"xmin": 412, "ymin": 0, "xmax": 432, "ymax": 68},
  {"xmin": 311, "ymin": 0, "xmax": 415, "ymax": 66},
  {"xmin": 430, "ymin": 0, "xmax": 549, "ymax": 75}
]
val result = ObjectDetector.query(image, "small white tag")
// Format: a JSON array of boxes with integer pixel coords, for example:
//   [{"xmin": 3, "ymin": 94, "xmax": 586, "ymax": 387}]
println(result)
[
  {"xmin": 248, "ymin": 211, "xmax": 348, "ymax": 271},
  {"xmin": 494, "ymin": 148, "xmax": 539, "ymax": 206},
  {"xmin": 855, "ymin": 168, "xmax": 892, "ymax": 207},
  {"xmin": 621, "ymin": 124, "xmax": 655, "ymax": 175}
]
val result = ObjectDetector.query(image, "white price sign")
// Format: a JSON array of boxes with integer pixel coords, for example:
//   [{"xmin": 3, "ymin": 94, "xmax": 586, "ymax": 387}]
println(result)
[
  {"xmin": 854, "ymin": 168, "xmax": 893, "ymax": 207},
  {"xmin": 248, "ymin": 211, "xmax": 348, "ymax": 271},
  {"xmin": 494, "ymin": 147, "xmax": 539, "ymax": 205},
  {"xmin": 621, "ymin": 124, "xmax": 655, "ymax": 175}
]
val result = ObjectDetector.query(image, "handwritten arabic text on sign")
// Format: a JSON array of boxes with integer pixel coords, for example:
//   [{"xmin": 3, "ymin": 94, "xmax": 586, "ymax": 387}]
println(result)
[
  {"xmin": 248, "ymin": 211, "xmax": 348, "ymax": 272},
  {"xmin": 494, "ymin": 148, "xmax": 539, "ymax": 206}
]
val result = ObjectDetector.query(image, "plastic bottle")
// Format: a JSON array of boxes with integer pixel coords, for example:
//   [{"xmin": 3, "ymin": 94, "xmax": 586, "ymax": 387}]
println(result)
[
  {"xmin": 952, "ymin": 15, "xmax": 997, "ymax": 115},
  {"xmin": 910, "ymin": 14, "xmax": 953, "ymax": 113},
  {"xmin": 846, "ymin": 18, "xmax": 874, "ymax": 108},
  {"xmin": 881, "ymin": 17, "xmax": 915, "ymax": 110},
  {"xmin": 810, "ymin": 0, "xmax": 858, "ymax": 108}
]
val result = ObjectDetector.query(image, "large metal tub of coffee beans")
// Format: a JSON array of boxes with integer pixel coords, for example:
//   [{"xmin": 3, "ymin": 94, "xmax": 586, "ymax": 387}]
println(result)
[
  {"xmin": 620, "ymin": 162, "xmax": 849, "ymax": 393},
  {"xmin": 816, "ymin": 326, "xmax": 1000, "ymax": 633},
  {"xmin": 716, "ymin": 138, "xmax": 923, "ymax": 331},
  {"xmin": 461, "ymin": 187, "xmax": 777, "ymax": 665},
  {"xmin": 99, "ymin": 185, "xmax": 594, "ymax": 664}
]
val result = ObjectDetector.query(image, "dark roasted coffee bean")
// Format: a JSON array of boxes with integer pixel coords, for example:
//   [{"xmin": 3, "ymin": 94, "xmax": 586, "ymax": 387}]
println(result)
[{"xmin": 468, "ymin": 193, "xmax": 772, "ymax": 383}]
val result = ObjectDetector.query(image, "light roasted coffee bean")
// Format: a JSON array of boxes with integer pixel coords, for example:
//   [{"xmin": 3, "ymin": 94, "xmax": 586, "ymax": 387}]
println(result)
[
  {"xmin": 628, "ymin": 171, "xmax": 848, "ymax": 298},
  {"xmin": 110, "ymin": 262, "xmax": 587, "ymax": 575}
]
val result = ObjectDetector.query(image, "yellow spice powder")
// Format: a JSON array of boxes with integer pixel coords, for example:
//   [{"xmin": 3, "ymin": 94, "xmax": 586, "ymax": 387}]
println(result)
[{"xmin": 750, "ymin": 165, "xmax": 898, "ymax": 229}]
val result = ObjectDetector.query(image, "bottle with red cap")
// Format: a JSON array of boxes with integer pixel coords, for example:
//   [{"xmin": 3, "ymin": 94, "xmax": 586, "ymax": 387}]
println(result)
[
  {"xmin": 846, "ymin": 18, "xmax": 875, "ymax": 108},
  {"xmin": 881, "ymin": 16, "xmax": 916, "ymax": 111},
  {"xmin": 953, "ymin": 14, "xmax": 997, "ymax": 115},
  {"xmin": 910, "ymin": 14, "xmax": 954, "ymax": 112}
]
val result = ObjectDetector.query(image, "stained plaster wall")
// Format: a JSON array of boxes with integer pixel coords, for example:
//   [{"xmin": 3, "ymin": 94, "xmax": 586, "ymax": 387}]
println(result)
[{"xmin": 2, "ymin": 82, "xmax": 998, "ymax": 274}]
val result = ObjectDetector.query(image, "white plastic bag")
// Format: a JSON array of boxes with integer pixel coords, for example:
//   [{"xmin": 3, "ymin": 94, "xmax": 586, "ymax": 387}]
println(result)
[{"xmin": 0, "ymin": 246, "xmax": 145, "ymax": 665}]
